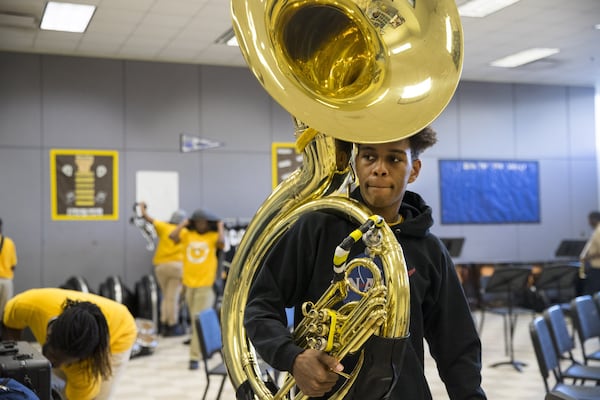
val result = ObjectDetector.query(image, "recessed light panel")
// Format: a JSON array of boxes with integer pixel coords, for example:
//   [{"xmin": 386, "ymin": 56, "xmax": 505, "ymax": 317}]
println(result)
[
  {"xmin": 490, "ymin": 48, "xmax": 560, "ymax": 68},
  {"xmin": 459, "ymin": 0, "xmax": 521, "ymax": 18},
  {"xmin": 40, "ymin": 2, "xmax": 95, "ymax": 33}
]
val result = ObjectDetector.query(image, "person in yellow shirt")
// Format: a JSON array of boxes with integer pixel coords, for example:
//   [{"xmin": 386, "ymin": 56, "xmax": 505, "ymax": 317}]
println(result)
[
  {"xmin": 139, "ymin": 202, "xmax": 187, "ymax": 336},
  {"xmin": 1, "ymin": 288, "xmax": 137, "ymax": 400},
  {"xmin": 169, "ymin": 209, "xmax": 224, "ymax": 370},
  {"xmin": 0, "ymin": 218, "xmax": 17, "ymax": 316}
]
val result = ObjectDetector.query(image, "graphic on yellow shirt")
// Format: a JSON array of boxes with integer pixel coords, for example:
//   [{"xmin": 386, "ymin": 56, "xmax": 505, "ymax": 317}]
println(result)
[
  {"xmin": 181, "ymin": 230, "xmax": 219, "ymax": 288},
  {"xmin": 187, "ymin": 241, "xmax": 210, "ymax": 264}
]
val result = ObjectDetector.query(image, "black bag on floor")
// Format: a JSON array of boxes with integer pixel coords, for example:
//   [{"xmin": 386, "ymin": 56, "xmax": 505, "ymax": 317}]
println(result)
[{"xmin": 0, "ymin": 341, "xmax": 51, "ymax": 400}]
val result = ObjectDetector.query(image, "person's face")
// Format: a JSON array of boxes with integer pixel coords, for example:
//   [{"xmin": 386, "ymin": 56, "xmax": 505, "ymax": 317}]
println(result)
[
  {"xmin": 192, "ymin": 218, "xmax": 209, "ymax": 233},
  {"xmin": 42, "ymin": 344, "xmax": 79, "ymax": 369},
  {"xmin": 355, "ymin": 139, "xmax": 421, "ymax": 221}
]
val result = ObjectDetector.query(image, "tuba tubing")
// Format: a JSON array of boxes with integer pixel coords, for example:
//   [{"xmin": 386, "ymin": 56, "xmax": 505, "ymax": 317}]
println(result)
[
  {"xmin": 221, "ymin": 132, "xmax": 410, "ymax": 399},
  {"xmin": 222, "ymin": 0, "xmax": 464, "ymax": 398}
]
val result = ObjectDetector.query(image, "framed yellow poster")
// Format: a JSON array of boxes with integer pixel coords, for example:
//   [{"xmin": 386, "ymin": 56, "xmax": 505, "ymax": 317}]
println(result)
[
  {"xmin": 271, "ymin": 142, "xmax": 303, "ymax": 188},
  {"xmin": 50, "ymin": 149, "xmax": 119, "ymax": 220}
]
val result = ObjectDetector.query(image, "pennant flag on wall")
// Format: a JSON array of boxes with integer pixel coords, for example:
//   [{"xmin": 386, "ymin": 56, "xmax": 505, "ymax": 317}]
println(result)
[{"xmin": 180, "ymin": 134, "xmax": 224, "ymax": 153}]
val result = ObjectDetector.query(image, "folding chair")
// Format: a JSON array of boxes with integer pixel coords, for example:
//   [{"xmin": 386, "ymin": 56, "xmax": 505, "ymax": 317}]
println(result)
[
  {"xmin": 529, "ymin": 317, "xmax": 600, "ymax": 399},
  {"xmin": 570, "ymin": 295, "xmax": 600, "ymax": 364},
  {"xmin": 196, "ymin": 308, "xmax": 277, "ymax": 400},
  {"xmin": 195, "ymin": 308, "xmax": 229, "ymax": 400},
  {"xmin": 543, "ymin": 305, "xmax": 600, "ymax": 383},
  {"xmin": 545, "ymin": 389, "xmax": 600, "ymax": 400}
]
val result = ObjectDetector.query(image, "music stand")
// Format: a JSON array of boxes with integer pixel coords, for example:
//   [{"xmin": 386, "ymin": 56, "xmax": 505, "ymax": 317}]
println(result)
[
  {"xmin": 554, "ymin": 240, "xmax": 586, "ymax": 259},
  {"xmin": 440, "ymin": 237, "xmax": 465, "ymax": 258},
  {"xmin": 533, "ymin": 264, "xmax": 579, "ymax": 306},
  {"xmin": 482, "ymin": 266, "xmax": 532, "ymax": 372}
]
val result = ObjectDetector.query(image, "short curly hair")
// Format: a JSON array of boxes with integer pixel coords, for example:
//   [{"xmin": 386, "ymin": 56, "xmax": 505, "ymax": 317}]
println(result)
[
  {"xmin": 408, "ymin": 125, "xmax": 438, "ymax": 160},
  {"xmin": 589, "ymin": 211, "xmax": 600, "ymax": 223}
]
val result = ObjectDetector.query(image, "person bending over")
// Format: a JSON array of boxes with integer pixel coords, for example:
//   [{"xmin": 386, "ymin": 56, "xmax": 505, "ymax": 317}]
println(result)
[
  {"xmin": 0, "ymin": 218, "xmax": 18, "ymax": 316},
  {"xmin": 2, "ymin": 288, "xmax": 137, "ymax": 400},
  {"xmin": 245, "ymin": 126, "xmax": 486, "ymax": 399}
]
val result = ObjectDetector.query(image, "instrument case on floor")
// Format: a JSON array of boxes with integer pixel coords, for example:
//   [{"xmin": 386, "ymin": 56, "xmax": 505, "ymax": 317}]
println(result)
[{"xmin": 0, "ymin": 340, "xmax": 51, "ymax": 400}]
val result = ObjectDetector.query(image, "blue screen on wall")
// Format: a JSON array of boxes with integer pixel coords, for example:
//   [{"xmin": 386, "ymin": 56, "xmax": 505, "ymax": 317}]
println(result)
[{"xmin": 439, "ymin": 160, "xmax": 540, "ymax": 224}]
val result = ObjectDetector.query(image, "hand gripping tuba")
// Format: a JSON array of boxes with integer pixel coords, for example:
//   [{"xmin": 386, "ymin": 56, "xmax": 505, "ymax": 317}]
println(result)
[{"xmin": 221, "ymin": 0, "xmax": 463, "ymax": 399}]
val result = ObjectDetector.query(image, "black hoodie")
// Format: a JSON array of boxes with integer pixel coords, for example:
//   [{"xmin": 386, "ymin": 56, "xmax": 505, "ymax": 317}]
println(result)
[{"xmin": 245, "ymin": 190, "xmax": 486, "ymax": 400}]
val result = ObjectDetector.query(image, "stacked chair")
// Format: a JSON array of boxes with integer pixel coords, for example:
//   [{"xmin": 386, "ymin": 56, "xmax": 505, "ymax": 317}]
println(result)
[
  {"xmin": 569, "ymin": 295, "xmax": 600, "ymax": 365},
  {"xmin": 530, "ymin": 293, "xmax": 600, "ymax": 400},
  {"xmin": 543, "ymin": 306, "xmax": 600, "ymax": 382}
]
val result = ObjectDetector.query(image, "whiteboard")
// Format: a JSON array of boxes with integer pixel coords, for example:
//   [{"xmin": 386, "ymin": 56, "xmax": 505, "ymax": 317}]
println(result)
[{"xmin": 135, "ymin": 171, "xmax": 180, "ymax": 222}]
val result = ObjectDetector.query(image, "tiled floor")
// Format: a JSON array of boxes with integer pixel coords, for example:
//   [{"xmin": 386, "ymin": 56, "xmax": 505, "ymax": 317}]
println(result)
[{"xmin": 113, "ymin": 311, "xmax": 597, "ymax": 400}]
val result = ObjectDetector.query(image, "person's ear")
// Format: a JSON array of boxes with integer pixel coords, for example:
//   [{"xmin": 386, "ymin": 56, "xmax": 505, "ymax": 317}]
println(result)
[{"xmin": 408, "ymin": 159, "xmax": 421, "ymax": 183}]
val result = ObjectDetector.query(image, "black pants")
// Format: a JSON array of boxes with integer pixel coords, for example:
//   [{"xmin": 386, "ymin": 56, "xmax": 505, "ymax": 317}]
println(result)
[{"xmin": 583, "ymin": 267, "xmax": 600, "ymax": 295}]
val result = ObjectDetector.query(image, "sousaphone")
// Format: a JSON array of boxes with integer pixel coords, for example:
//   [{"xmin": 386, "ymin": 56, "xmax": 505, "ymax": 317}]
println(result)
[{"xmin": 221, "ymin": 0, "xmax": 463, "ymax": 399}]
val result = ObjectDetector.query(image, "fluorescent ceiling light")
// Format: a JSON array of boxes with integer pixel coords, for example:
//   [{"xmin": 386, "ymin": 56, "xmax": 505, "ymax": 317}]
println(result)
[
  {"xmin": 226, "ymin": 36, "xmax": 238, "ymax": 47},
  {"xmin": 490, "ymin": 48, "xmax": 560, "ymax": 68},
  {"xmin": 458, "ymin": 0, "xmax": 521, "ymax": 18},
  {"xmin": 40, "ymin": 2, "xmax": 96, "ymax": 33}
]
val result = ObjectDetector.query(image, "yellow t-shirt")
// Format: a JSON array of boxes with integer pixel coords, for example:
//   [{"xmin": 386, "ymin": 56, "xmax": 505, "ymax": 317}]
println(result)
[
  {"xmin": 179, "ymin": 229, "xmax": 219, "ymax": 288},
  {"xmin": 0, "ymin": 235, "xmax": 17, "ymax": 279},
  {"xmin": 152, "ymin": 220, "xmax": 184, "ymax": 265},
  {"xmin": 3, "ymin": 288, "xmax": 137, "ymax": 400}
]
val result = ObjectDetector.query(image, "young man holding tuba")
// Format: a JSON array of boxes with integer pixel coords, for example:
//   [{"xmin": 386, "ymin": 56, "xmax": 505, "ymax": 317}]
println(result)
[{"xmin": 245, "ymin": 126, "xmax": 486, "ymax": 399}]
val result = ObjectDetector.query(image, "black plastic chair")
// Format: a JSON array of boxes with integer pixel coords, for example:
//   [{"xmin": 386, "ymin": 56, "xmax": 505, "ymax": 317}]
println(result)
[
  {"xmin": 594, "ymin": 292, "xmax": 600, "ymax": 313},
  {"xmin": 545, "ymin": 389, "xmax": 600, "ymax": 400},
  {"xmin": 543, "ymin": 305, "xmax": 600, "ymax": 383},
  {"xmin": 530, "ymin": 317, "xmax": 600, "ymax": 399},
  {"xmin": 570, "ymin": 295, "xmax": 600, "ymax": 364},
  {"xmin": 195, "ymin": 308, "xmax": 228, "ymax": 400},
  {"xmin": 195, "ymin": 308, "xmax": 277, "ymax": 400}
]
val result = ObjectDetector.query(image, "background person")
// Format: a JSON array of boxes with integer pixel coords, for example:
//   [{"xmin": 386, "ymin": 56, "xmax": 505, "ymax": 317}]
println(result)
[
  {"xmin": 245, "ymin": 127, "xmax": 486, "ymax": 399},
  {"xmin": 2, "ymin": 288, "xmax": 137, "ymax": 400},
  {"xmin": 138, "ymin": 201, "xmax": 187, "ymax": 336},
  {"xmin": 580, "ymin": 210, "xmax": 600, "ymax": 295},
  {"xmin": 169, "ymin": 209, "xmax": 225, "ymax": 370},
  {"xmin": 0, "ymin": 218, "xmax": 17, "ymax": 317}
]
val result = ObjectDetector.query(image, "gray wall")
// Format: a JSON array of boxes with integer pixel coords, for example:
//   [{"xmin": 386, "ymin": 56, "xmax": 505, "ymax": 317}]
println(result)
[{"xmin": 0, "ymin": 51, "xmax": 597, "ymax": 295}]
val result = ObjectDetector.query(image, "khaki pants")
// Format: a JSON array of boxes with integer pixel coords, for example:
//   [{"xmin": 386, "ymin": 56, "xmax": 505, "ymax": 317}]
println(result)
[
  {"xmin": 185, "ymin": 286, "xmax": 215, "ymax": 361},
  {"xmin": 155, "ymin": 261, "xmax": 183, "ymax": 326},
  {"xmin": 0, "ymin": 278, "xmax": 13, "ymax": 318}
]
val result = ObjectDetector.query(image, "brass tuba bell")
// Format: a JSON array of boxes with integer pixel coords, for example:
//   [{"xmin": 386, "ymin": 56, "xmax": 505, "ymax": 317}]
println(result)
[
  {"xmin": 230, "ymin": 0, "xmax": 463, "ymax": 143},
  {"xmin": 221, "ymin": 0, "xmax": 463, "ymax": 399}
]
